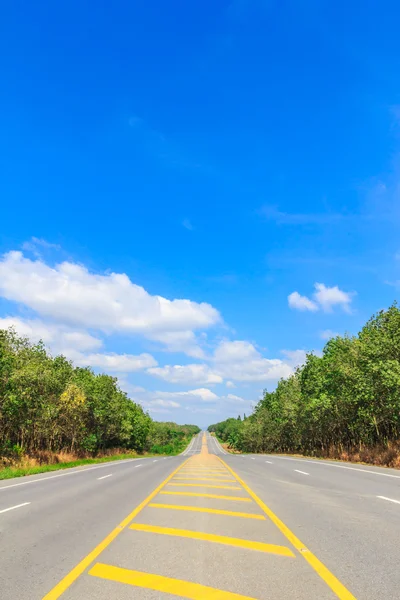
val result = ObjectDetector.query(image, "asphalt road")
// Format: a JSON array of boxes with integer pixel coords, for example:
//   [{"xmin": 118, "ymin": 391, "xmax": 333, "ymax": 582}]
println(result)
[{"xmin": 1, "ymin": 433, "xmax": 399, "ymax": 598}]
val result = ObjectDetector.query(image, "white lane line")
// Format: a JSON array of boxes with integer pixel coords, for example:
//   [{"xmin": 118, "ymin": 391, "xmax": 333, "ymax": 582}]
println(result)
[
  {"xmin": 0, "ymin": 502, "xmax": 31, "ymax": 514},
  {"xmin": 268, "ymin": 455, "xmax": 400, "ymax": 480},
  {"xmin": 97, "ymin": 474, "xmax": 112, "ymax": 480},
  {"xmin": 377, "ymin": 495, "xmax": 400, "ymax": 505},
  {"xmin": 153, "ymin": 460, "xmax": 158, "ymax": 463},
  {"xmin": 265, "ymin": 460, "xmax": 273, "ymax": 464},
  {"xmin": 0, "ymin": 457, "xmax": 153, "ymax": 492},
  {"xmin": 135, "ymin": 465, "xmax": 142, "ymax": 468},
  {"xmin": 294, "ymin": 470, "xmax": 309, "ymax": 476},
  {"xmin": 250, "ymin": 457, "xmax": 256, "ymax": 460}
]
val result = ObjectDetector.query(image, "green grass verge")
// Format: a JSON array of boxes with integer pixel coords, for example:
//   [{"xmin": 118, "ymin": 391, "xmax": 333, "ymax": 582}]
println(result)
[
  {"xmin": 0, "ymin": 436, "xmax": 196, "ymax": 481},
  {"xmin": 0, "ymin": 452, "xmax": 146, "ymax": 481}
]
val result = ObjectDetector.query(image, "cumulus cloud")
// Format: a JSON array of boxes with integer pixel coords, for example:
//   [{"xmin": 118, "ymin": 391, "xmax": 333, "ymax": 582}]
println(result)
[
  {"xmin": 147, "ymin": 330, "xmax": 205, "ymax": 359},
  {"xmin": 288, "ymin": 283, "xmax": 354, "ymax": 313},
  {"xmin": 0, "ymin": 252, "xmax": 220, "ymax": 344},
  {"xmin": 225, "ymin": 394, "xmax": 246, "ymax": 404},
  {"xmin": 0, "ymin": 317, "xmax": 102, "ymax": 352},
  {"xmin": 155, "ymin": 388, "xmax": 219, "ymax": 403},
  {"xmin": 212, "ymin": 340, "xmax": 293, "ymax": 382},
  {"xmin": 288, "ymin": 291, "xmax": 318, "ymax": 312},
  {"xmin": 0, "ymin": 317, "xmax": 158, "ymax": 376},
  {"xmin": 151, "ymin": 399, "xmax": 181, "ymax": 408},
  {"xmin": 313, "ymin": 283, "xmax": 353, "ymax": 313},
  {"xmin": 79, "ymin": 352, "xmax": 157, "ymax": 372},
  {"xmin": 147, "ymin": 364, "xmax": 223, "ymax": 385},
  {"xmin": 147, "ymin": 339, "xmax": 299, "ymax": 385}
]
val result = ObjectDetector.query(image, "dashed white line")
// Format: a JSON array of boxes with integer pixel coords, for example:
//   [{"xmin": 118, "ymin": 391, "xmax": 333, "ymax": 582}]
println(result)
[
  {"xmin": 0, "ymin": 502, "xmax": 31, "ymax": 514},
  {"xmin": 153, "ymin": 460, "xmax": 158, "ymax": 463},
  {"xmin": 250, "ymin": 457, "xmax": 255, "ymax": 460},
  {"xmin": 135, "ymin": 465, "xmax": 142, "ymax": 468},
  {"xmin": 265, "ymin": 461, "xmax": 273, "ymax": 464},
  {"xmin": 97, "ymin": 474, "xmax": 112, "ymax": 480},
  {"xmin": 377, "ymin": 495, "xmax": 400, "ymax": 505},
  {"xmin": 0, "ymin": 457, "xmax": 151, "ymax": 492},
  {"xmin": 294, "ymin": 469, "xmax": 309, "ymax": 476}
]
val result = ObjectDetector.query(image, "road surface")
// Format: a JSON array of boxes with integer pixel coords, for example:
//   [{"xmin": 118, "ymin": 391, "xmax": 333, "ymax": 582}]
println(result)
[{"xmin": 1, "ymin": 432, "xmax": 399, "ymax": 598}]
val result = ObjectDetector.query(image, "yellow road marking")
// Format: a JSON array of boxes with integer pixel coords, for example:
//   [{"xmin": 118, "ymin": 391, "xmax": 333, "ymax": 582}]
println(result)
[
  {"xmin": 130, "ymin": 523, "xmax": 294, "ymax": 557},
  {"xmin": 89, "ymin": 563, "xmax": 257, "ymax": 599},
  {"xmin": 179, "ymin": 469, "xmax": 228, "ymax": 473},
  {"xmin": 42, "ymin": 458, "xmax": 189, "ymax": 599},
  {"xmin": 218, "ymin": 457, "xmax": 357, "ymax": 600},
  {"xmin": 148, "ymin": 503, "xmax": 265, "ymax": 520},
  {"xmin": 160, "ymin": 491, "xmax": 251, "ymax": 502},
  {"xmin": 174, "ymin": 476, "xmax": 236, "ymax": 482},
  {"xmin": 167, "ymin": 482, "xmax": 242, "ymax": 490}
]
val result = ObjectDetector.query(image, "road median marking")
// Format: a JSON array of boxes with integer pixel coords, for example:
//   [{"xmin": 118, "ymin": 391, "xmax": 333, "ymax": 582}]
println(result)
[
  {"xmin": 160, "ymin": 491, "xmax": 251, "ymax": 501},
  {"xmin": 217, "ymin": 456, "xmax": 356, "ymax": 600},
  {"xmin": 167, "ymin": 482, "xmax": 242, "ymax": 490},
  {"xmin": 130, "ymin": 523, "xmax": 294, "ymax": 556},
  {"xmin": 42, "ymin": 457, "xmax": 190, "ymax": 599},
  {"xmin": 89, "ymin": 563, "xmax": 257, "ymax": 599},
  {"xmin": 148, "ymin": 503, "xmax": 265, "ymax": 520},
  {"xmin": 173, "ymin": 476, "xmax": 236, "ymax": 482}
]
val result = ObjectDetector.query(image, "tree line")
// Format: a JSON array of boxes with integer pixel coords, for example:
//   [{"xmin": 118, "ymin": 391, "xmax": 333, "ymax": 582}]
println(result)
[
  {"xmin": 209, "ymin": 304, "xmax": 400, "ymax": 464},
  {"xmin": 0, "ymin": 327, "xmax": 199, "ymax": 463}
]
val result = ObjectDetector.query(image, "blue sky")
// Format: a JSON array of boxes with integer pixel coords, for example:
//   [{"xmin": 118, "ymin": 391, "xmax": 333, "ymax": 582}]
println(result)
[{"xmin": 1, "ymin": 0, "xmax": 400, "ymax": 427}]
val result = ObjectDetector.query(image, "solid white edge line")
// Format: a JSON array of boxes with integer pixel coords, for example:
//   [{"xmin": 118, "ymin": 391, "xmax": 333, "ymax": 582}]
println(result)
[
  {"xmin": 266, "ymin": 455, "xmax": 400, "ymax": 479},
  {"xmin": 0, "ymin": 457, "xmax": 154, "ymax": 492},
  {"xmin": 0, "ymin": 502, "xmax": 31, "ymax": 514},
  {"xmin": 97, "ymin": 474, "xmax": 112, "ymax": 480},
  {"xmin": 294, "ymin": 469, "xmax": 309, "ymax": 475},
  {"xmin": 377, "ymin": 495, "xmax": 400, "ymax": 505}
]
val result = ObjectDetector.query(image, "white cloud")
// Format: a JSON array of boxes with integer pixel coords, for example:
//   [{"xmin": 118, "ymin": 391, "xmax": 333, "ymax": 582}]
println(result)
[
  {"xmin": 288, "ymin": 291, "xmax": 318, "ymax": 312},
  {"xmin": 0, "ymin": 252, "xmax": 220, "ymax": 346},
  {"xmin": 156, "ymin": 388, "xmax": 219, "ymax": 403},
  {"xmin": 151, "ymin": 399, "xmax": 181, "ymax": 408},
  {"xmin": 313, "ymin": 283, "xmax": 353, "ymax": 313},
  {"xmin": 147, "ymin": 339, "xmax": 302, "ymax": 385},
  {"xmin": 147, "ymin": 364, "xmax": 223, "ymax": 385},
  {"xmin": 79, "ymin": 352, "xmax": 157, "ymax": 372},
  {"xmin": 225, "ymin": 394, "xmax": 246, "ymax": 404},
  {"xmin": 0, "ymin": 317, "xmax": 157, "ymax": 374},
  {"xmin": 148, "ymin": 330, "xmax": 205, "ymax": 359},
  {"xmin": 288, "ymin": 283, "xmax": 354, "ymax": 313},
  {"xmin": 212, "ymin": 340, "xmax": 293, "ymax": 382},
  {"xmin": 226, "ymin": 381, "xmax": 236, "ymax": 388},
  {"xmin": 0, "ymin": 317, "xmax": 102, "ymax": 352}
]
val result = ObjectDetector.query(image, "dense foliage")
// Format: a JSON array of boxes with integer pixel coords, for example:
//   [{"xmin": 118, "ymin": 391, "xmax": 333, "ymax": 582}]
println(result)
[
  {"xmin": 0, "ymin": 327, "xmax": 199, "ymax": 462},
  {"xmin": 209, "ymin": 305, "xmax": 400, "ymax": 460}
]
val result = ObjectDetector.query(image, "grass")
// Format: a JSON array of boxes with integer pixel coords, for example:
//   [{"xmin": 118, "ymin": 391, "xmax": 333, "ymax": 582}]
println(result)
[
  {"xmin": 0, "ymin": 438, "xmax": 193, "ymax": 481},
  {"xmin": 0, "ymin": 452, "xmax": 148, "ymax": 480}
]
